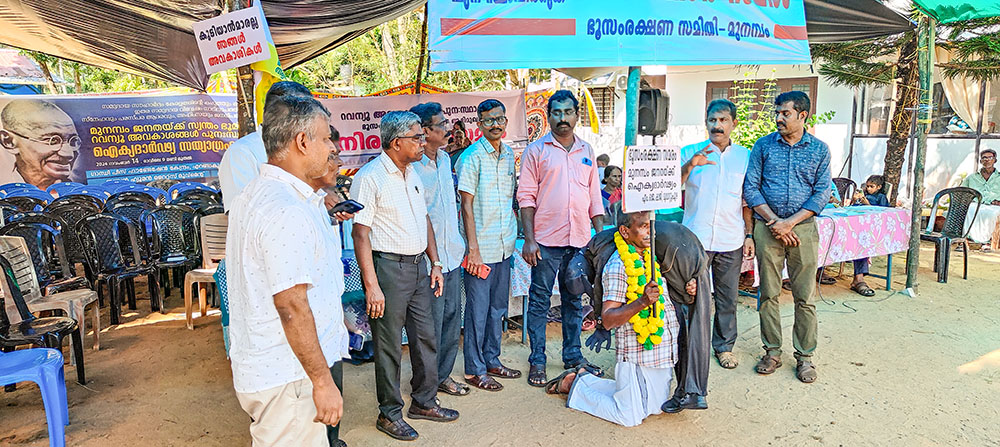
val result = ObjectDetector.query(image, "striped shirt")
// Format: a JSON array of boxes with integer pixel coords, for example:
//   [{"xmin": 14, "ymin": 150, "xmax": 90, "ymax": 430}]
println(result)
[
  {"xmin": 456, "ymin": 138, "xmax": 517, "ymax": 264},
  {"xmin": 350, "ymin": 152, "xmax": 429, "ymax": 256},
  {"xmin": 603, "ymin": 251, "xmax": 680, "ymax": 369}
]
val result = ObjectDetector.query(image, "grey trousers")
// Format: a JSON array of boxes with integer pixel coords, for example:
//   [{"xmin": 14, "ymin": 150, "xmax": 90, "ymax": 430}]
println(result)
[
  {"xmin": 370, "ymin": 255, "xmax": 439, "ymax": 421},
  {"xmin": 672, "ymin": 268, "xmax": 713, "ymax": 398},
  {"xmin": 432, "ymin": 268, "xmax": 464, "ymax": 384},
  {"xmin": 707, "ymin": 248, "xmax": 742, "ymax": 354}
]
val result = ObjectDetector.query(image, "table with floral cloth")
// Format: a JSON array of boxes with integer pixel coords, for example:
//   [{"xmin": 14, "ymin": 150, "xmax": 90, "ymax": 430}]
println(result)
[{"xmin": 740, "ymin": 206, "xmax": 911, "ymax": 303}]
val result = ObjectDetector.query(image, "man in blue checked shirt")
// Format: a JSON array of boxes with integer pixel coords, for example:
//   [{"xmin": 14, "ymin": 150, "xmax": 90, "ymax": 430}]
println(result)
[{"xmin": 742, "ymin": 91, "xmax": 831, "ymax": 384}]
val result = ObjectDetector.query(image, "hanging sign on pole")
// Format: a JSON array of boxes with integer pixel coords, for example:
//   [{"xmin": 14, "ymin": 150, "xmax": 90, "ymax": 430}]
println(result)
[
  {"xmin": 621, "ymin": 145, "xmax": 682, "ymax": 213},
  {"xmin": 192, "ymin": 3, "xmax": 271, "ymax": 74}
]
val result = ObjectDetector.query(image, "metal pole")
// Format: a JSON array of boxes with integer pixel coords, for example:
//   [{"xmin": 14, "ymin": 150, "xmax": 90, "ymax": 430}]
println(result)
[
  {"xmin": 904, "ymin": 17, "xmax": 936, "ymax": 294},
  {"xmin": 624, "ymin": 67, "xmax": 641, "ymax": 147},
  {"xmin": 234, "ymin": 0, "xmax": 256, "ymax": 137},
  {"xmin": 846, "ymin": 88, "xmax": 858, "ymax": 178}
]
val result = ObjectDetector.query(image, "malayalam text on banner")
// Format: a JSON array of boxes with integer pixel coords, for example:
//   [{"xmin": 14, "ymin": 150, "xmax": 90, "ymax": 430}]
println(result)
[
  {"xmin": 0, "ymin": 93, "xmax": 237, "ymax": 188},
  {"xmin": 320, "ymin": 89, "xmax": 527, "ymax": 170},
  {"xmin": 622, "ymin": 145, "xmax": 681, "ymax": 213},
  {"xmin": 193, "ymin": 4, "xmax": 271, "ymax": 74},
  {"xmin": 428, "ymin": 0, "xmax": 811, "ymax": 70}
]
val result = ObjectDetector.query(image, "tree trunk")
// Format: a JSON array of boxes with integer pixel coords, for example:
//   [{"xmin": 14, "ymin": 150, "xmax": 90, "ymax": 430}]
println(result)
[
  {"xmin": 73, "ymin": 64, "xmax": 82, "ymax": 93},
  {"xmin": 414, "ymin": 5, "xmax": 429, "ymax": 94},
  {"xmin": 380, "ymin": 23, "xmax": 401, "ymax": 86},
  {"xmin": 883, "ymin": 33, "xmax": 918, "ymax": 205},
  {"xmin": 36, "ymin": 59, "xmax": 57, "ymax": 94}
]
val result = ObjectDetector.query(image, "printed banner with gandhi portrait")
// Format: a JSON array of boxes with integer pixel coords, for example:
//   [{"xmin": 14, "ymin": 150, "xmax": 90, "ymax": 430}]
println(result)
[{"xmin": 0, "ymin": 93, "xmax": 237, "ymax": 190}]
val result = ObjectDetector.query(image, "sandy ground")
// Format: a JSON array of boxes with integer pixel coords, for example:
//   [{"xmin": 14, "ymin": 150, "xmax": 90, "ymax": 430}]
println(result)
[{"xmin": 2, "ymin": 242, "xmax": 999, "ymax": 446}]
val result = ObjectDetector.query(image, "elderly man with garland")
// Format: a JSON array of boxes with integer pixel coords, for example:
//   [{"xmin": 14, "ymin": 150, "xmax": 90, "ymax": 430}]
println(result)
[{"xmin": 546, "ymin": 211, "xmax": 680, "ymax": 427}]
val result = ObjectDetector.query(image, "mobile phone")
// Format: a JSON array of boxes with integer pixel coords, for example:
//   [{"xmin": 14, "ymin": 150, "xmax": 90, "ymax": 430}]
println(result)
[
  {"xmin": 329, "ymin": 199, "xmax": 364, "ymax": 215},
  {"xmin": 462, "ymin": 256, "xmax": 491, "ymax": 279}
]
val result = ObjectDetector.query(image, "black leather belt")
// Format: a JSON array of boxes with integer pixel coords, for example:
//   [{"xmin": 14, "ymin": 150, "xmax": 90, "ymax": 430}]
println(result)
[{"xmin": 373, "ymin": 251, "xmax": 424, "ymax": 264}]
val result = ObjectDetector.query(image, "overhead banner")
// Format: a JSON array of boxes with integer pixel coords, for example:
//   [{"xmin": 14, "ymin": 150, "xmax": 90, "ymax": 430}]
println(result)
[
  {"xmin": 622, "ymin": 145, "xmax": 681, "ymax": 213},
  {"xmin": 319, "ymin": 89, "xmax": 527, "ymax": 169},
  {"xmin": 0, "ymin": 94, "xmax": 237, "ymax": 189},
  {"xmin": 428, "ymin": 0, "xmax": 811, "ymax": 70}
]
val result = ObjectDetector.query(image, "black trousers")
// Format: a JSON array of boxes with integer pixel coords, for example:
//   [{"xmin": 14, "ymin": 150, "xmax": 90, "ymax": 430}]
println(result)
[
  {"xmin": 326, "ymin": 361, "xmax": 343, "ymax": 445},
  {"xmin": 370, "ymin": 254, "xmax": 439, "ymax": 421},
  {"xmin": 707, "ymin": 248, "xmax": 742, "ymax": 354},
  {"xmin": 672, "ymin": 269, "xmax": 712, "ymax": 398}
]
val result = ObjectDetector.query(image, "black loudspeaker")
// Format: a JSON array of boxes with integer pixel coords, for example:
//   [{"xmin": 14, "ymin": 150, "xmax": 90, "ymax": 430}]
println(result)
[{"xmin": 638, "ymin": 89, "xmax": 670, "ymax": 136}]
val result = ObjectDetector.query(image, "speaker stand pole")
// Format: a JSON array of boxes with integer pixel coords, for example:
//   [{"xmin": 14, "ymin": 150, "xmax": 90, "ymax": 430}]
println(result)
[{"xmin": 623, "ymin": 66, "xmax": 641, "ymax": 148}]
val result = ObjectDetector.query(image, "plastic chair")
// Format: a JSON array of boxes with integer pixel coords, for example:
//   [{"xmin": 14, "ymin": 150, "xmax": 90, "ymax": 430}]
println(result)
[
  {"xmin": 46, "ymin": 182, "xmax": 85, "ymax": 198},
  {"xmin": 146, "ymin": 178, "xmax": 178, "ymax": 192},
  {"xmin": 116, "ymin": 184, "xmax": 168, "ymax": 205},
  {"xmin": 45, "ymin": 203, "xmax": 100, "ymax": 285},
  {"xmin": 0, "ymin": 183, "xmax": 44, "ymax": 197},
  {"xmin": 63, "ymin": 186, "xmax": 111, "ymax": 202},
  {"xmin": 96, "ymin": 180, "xmax": 138, "ymax": 194},
  {"xmin": 832, "ymin": 177, "xmax": 856, "ymax": 206},
  {"xmin": 2, "ymin": 196, "xmax": 48, "ymax": 212},
  {"xmin": 920, "ymin": 186, "xmax": 981, "ymax": 283},
  {"xmin": 105, "ymin": 192, "xmax": 158, "ymax": 211},
  {"xmin": 0, "ymin": 254, "xmax": 85, "ymax": 385},
  {"xmin": 183, "ymin": 212, "xmax": 227, "ymax": 329},
  {"xmin": 167, "ymin": 182, "xmax": 216, "ymax": 201},
  {"xmin": 0, "ymin": 236, "xmax": 99, "ymax": 352},
  {"xmin": 171, "ymin": 189, "xmax": 221, "ymax": 208},
  {"xmin": 144, "ymin": 205, "xmax": 199, "ymax": 298},
  {"xmin": 0, "ymin": 203, "xmax": 19, "ymax": 225},
  {"xmin": 77, "ymin": 214, "xmax": 162, "ymax": 325},
  {"xmin": 0, "ymin": 219, "xmax": 81, "ymax": 286},
  {"xmin": 0, "ymin": 348, "xmax": 68, "ymax": 447}
]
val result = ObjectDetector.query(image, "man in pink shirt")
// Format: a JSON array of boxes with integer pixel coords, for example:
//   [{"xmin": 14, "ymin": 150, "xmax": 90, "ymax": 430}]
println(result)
[{"xmin": 517, "ymin": 90, "xmax": 605, "ymax": 387}]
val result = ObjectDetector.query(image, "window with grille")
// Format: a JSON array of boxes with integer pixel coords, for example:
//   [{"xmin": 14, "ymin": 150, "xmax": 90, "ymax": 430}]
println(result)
[{"xmin": 580, "ymin": 87, "xmax": 616, "ymax": 126}]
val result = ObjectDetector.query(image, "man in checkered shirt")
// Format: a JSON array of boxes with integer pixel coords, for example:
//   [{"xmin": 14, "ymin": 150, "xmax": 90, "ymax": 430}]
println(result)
[{"xmin": 547, "ymin": 211, "xmax": 681, "ymax": 427}]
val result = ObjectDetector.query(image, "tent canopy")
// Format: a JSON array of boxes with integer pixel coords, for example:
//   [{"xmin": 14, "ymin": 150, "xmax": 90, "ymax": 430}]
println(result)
[
  {"xmin": 0, "ymin": 0, "xmax": 911, "ymax": 90},
  {"xmin": 913, "ymin": 0, "xmax": 1000, "ymax": 23}
]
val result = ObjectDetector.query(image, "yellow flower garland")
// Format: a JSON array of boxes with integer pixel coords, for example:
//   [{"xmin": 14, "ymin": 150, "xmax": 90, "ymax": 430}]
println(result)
[{"xmin": 614, "ymin": 231, "xmax": 667, "ymax": 350}]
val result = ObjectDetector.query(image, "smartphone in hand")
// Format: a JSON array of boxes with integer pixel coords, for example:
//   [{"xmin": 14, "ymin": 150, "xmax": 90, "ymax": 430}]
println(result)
[
  {"xmin": 462, "ymin": 256, "xmax": 491, "ymax": 279},
  {"xmin": 329, "ymin": 199, "xmax": 364, "ymax": 216}
]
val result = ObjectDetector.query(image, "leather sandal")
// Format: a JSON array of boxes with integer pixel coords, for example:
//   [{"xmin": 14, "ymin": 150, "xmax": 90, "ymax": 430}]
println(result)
[
  {"xmin": 851, "ymin": 281, "xmax": 876, "ymax": 297},
  {"xmin": 796, "ymin": 360, "xmax": 817, "ymax": 383},
  {"xmin": 527, "ymin": 364, "xmax": 547, "ymax": 387},
  {"xmin": 465, "ymin": 374, "xmax": 503, "ymax": 391},
  {"xmin": 755, "ymin": 354, "xmax": 782, "ymax": 375},
  {"xmin": 487, "ymin": 365, "xmax": 522, "ymax": 379},
  {"xmin": 438, "ymin": 377, "xmax": 471, "ymax": 396}
]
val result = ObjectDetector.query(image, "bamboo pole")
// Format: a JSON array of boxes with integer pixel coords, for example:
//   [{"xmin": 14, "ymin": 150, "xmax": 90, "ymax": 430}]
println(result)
[{"xmin": 904, "ymin": 16, "xmax": 936, "ymax": 294}]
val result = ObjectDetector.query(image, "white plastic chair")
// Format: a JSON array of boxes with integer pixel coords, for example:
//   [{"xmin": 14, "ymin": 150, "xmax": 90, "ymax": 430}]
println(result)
[{"xmin": 183, "ymin": 213, "xmax": 227, "ymax": 329}]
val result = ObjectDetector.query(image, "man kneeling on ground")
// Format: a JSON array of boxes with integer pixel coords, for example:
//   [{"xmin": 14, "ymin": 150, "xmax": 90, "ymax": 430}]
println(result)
[{"xmin": 546, "ymin": 211, "xmax": 680, "ymax": 427}]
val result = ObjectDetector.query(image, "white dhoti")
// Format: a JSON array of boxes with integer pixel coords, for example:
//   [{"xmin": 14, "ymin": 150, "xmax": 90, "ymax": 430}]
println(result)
[
  {"xmin": 566, "ymin": 361, "xmax": 673, "ymax": 427},
  {"xmin": 965, "ymin": 205, "xmax": 1000, "ymax": 244}
]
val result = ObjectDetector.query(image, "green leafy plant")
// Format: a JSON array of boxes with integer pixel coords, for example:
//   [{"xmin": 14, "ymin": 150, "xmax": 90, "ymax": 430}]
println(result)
[{"xmin": 729, "ymin": 71, "xmax": 835, "ymax": 149}]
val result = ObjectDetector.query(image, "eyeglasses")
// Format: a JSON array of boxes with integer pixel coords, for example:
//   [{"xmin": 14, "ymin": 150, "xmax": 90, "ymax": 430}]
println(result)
[
  {"xmin": 550, "ymin": 109, "xmax": 577, "ymax": 118},
  {"xmin": 398, "ymin": 133, "xmax": 427, "ymax": 143},
  {"xmin": 431, "ymin": 119, "xmax": 450, "ymax": 130},
  {"xmin": 5, "ymin": 128, "xmax": 81, "ymax": 150},
  {"xmin": 481, "ymin": 116, "xmax": 508, "ymax": 127},
  {"xmin": 981, "ymin": 154, "xmax": 996, "ymax": 160}
]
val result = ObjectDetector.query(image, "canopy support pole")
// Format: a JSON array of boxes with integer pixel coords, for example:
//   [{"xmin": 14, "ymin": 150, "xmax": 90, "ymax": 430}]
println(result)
[
  {"xmin": 904, "ymin": 16, "xmax": 936, "ymax": 295},
  {"xmin": 414, "ymin": 5, "xmax": 429, "ymax": 95},
  {"xmin": 234, "ymin": 0, "xmax": 256, "ymax": 137}
]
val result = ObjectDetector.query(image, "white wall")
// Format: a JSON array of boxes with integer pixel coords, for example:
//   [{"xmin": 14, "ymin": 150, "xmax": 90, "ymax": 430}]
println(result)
[{"xmin": 578, "ymin": 64, "xmax": 983, "ymax": 202}]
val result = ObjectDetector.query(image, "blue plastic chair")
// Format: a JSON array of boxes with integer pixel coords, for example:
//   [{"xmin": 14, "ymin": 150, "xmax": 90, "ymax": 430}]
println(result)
[
  {"xmin": 0, "ymin": 183, "xmax": 44, "ymax": 197},
  {"xmin": 0, "ymin": 348, "xmax": 68, "ymax": 447},
  {"xmin": 117, "ymin": 184, "xmax": 168, "ymax": 204},
  {"xmin": 167, "ymin": 182, "xmax": 216, "ymax": 201},
  {"xmin": 64, "ymin": 186, "xmax": 111, "ymax": 202},
  {"xmin": 96, "ymin": 180, "xmax": 137, "ymax": 194},
  {"xmin": 46, "ymin": 182, "xmax": 85, "ymax": 198},
  {"xmin": 5, "ymin": 188, "xmax": 55, "ymax": 204}
]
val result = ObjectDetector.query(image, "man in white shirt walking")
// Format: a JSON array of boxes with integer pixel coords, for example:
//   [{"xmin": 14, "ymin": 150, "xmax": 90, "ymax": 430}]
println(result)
[
  {"xmin": 351, "ymin": 111, "xmax": 457, "ymax": 441},
  {"xmin": 218, "ymin": 81, "xmax": 313, "ymax": 210},
  {"xmin": 226, "ymin": 95, "xmax": 349, "ymax": 446},
  {"xmin": 409, "ymin": 102, "xmax": 470, "ymax": 398},
  {"xmin": 679, "ymin": 99, "xmax": 754, "ymax": 374}
]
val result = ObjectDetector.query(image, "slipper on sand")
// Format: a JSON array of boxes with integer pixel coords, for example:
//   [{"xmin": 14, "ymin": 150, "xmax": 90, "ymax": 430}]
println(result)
[
  {"xmin": 716, "ymin": 351, "xmax": 738, "ymax": 369},
  {"xmin": 796, "ymin": 361, "xmax": 817, "ymax": 383}
]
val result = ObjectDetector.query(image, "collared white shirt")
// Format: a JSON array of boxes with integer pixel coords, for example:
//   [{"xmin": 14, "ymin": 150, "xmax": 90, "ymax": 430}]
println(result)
[
  {"xmin": 350, "ymin": 152, "xmax": 429, "ymax": 256},
  {"xmin": 225, "ymin": 164, "xmax": 349, "ymax": 394},
  {"xmin": 680, "ymin": 139, "xmax": 750, "ymax": 252},
  {"xmin": 413, "ymin": 149, "xmax": 465, "ymax": 272},
  {"xmin": 218, "ymin": 131, "xmax": 266, "ymax": 211}
]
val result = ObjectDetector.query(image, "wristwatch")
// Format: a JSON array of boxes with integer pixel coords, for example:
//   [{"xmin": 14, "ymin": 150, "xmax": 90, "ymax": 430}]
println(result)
[
  {"xmin": 745, "ymin": 233, "xmax": 753, "ymax": 239},
  {"xmin": 432, "ymin": 261, "xmax": 444, "ymax": 269}
]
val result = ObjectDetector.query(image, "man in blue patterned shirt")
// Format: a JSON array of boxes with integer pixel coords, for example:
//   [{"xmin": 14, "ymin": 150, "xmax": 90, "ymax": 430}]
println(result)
[{"xmin": 743, "ymin": 91, "xmax": 831, "ymax": 384}]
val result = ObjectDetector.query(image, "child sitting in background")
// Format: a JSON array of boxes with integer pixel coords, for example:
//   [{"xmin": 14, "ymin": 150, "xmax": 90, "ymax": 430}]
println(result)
[{"xmin": 849, "ymin": 175, "xmax": 890, "ymax": 296}]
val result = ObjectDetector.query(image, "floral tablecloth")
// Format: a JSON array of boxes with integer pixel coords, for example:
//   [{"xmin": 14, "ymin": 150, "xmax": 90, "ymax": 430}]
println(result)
[{"xmin": 814, "ymin": 206, "xmax": 911, "ymax": 266}]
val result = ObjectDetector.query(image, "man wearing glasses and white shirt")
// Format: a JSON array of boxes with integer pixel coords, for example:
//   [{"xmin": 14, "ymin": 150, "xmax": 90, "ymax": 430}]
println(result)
[{"xmin": 351, "ymin": 111, "xmax": 457, "ymax": 441}]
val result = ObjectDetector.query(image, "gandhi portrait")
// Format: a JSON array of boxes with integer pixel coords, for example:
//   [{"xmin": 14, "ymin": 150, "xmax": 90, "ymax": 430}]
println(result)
[{"xmin": 0, "ymin": 99, "xmax": 81, "ymax": 189}]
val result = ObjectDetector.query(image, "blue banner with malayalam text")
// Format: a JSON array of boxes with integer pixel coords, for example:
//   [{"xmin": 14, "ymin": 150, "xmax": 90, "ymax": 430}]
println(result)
[{"xmin": 429, "ymin": 0, "xmax": 811, "ymax": 71}]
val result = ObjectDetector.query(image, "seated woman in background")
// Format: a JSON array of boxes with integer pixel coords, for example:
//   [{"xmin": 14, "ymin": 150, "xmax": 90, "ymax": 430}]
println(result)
[{"xmin": 849, "ymin": 175, "xmax": 890, "ymax": 296}]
